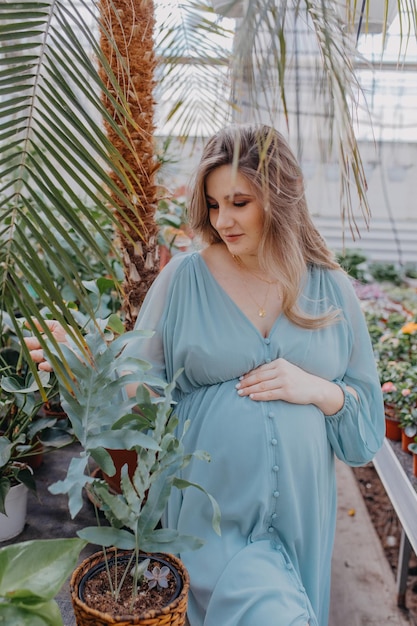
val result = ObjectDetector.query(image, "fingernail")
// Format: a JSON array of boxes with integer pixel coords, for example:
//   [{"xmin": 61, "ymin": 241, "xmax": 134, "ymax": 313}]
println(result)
[
  {"xmin": 235, "ymin": 383, "xmax": 241, "ymax": 389},
  {"xmin": 237, "ymin": 389, "xmax": 244, "ymax": 395},
  {"xmin": 239, "ymin": 376, "xmax": 243, "ymax": 380}
]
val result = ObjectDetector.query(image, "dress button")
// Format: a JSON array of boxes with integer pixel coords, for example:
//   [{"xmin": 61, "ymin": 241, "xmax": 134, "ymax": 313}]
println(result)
[
  {"xmin": 265, "ymin": 357, "xmax": 271, "ymax": 363},
  {"xmin": 271, "ymin": 513, "xmax": 277, "ymax": 519},
  {"xmin": 272, "ymin": 465, "xmax": 279, "ymax": 472},
  {"xmin": 264, "ymin": 338, "xmax": 271, "ymax": 345},
  {"xmin": 273, "ymin": 490, "xmax": 280, "ymax": 498},
  {"xmin": 271, "ymin": 438, "xmax": 278, "ymax": 446},
  {"xmin": 268, "ymin": 412, "xmax": 274, "ymax": 419},
  {"xmin": 268, "ymin": 526, "xmax": 274, "ymax": 533}
]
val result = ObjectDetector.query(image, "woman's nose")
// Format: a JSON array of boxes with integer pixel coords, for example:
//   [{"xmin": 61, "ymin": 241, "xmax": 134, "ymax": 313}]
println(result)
[{"xmin": 215, "ymin": 206, "xmax": 234, "ymax": 229}]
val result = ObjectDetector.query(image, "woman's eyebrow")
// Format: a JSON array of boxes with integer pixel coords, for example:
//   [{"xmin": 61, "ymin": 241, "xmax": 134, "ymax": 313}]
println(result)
[{"xmin": 205, "ymin": 191, "xmax": 255, "ymax": 201}]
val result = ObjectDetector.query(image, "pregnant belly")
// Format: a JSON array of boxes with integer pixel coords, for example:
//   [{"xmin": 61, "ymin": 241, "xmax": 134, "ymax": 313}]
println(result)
[{"xmin": 175, "ymin": 381, "xmax": 329, "ymax": 519}]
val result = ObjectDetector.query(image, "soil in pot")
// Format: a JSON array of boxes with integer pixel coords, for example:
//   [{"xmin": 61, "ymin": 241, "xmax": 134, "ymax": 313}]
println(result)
[{"xmin": 71, "ymin": 550, "xmax": 189, "ymax": 624}]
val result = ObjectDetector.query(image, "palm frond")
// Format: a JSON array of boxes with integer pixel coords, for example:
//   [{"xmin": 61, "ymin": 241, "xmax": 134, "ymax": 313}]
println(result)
[
  {"xmin": 155, "ymin": 0, "xmax": 234, "ymax": 135},
  {"xmin": 225, "ymin": 0, "xmax": 371, "ymax": 229},
  {"xmin": 0, "ymin": 0, "xmax": 145, "ymax": 342}
]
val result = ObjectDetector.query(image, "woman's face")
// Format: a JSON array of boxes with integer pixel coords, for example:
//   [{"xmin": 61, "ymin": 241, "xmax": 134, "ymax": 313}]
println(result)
[{"xmin": 205, "ymin": 164, "xmax": 264, "ymax": 260}]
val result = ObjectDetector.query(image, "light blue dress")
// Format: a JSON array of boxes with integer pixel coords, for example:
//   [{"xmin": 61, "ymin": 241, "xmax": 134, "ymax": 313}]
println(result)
[{"xmin": 130, "ymin": 252, "xmax": 385, "ymax": 626}]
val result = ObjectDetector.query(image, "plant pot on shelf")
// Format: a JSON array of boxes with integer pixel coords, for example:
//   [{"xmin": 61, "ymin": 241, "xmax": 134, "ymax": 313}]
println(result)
[
  {"xmin": 408, "ymin": 441, "xmax": 417, "ymax": 478},
  {"xmin": 384, "ymin": 404, "xmax": 402, "ymax": 441},
  {"xmin": 401, "ymin": 426, "xmax": 417, "ymax": 454},
  {"xmin": 70, "ymin": 548, "xmax": 190, "ymax": 626},
  {"xmin": 0, "ymin": 482, "xmax": 28, "ymax": 542}
]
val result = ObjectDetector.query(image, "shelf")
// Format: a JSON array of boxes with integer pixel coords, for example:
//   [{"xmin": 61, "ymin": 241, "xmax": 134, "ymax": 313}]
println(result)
[{"xmin": 373, "ymin": 438, "xmax": 417, "ymax": 606}]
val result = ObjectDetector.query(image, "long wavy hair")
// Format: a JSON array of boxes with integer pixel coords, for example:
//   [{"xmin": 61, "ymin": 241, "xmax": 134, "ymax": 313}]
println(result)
[{"xmin": 188, "ymin": 123, "xmax": 341, "ymax": 329}]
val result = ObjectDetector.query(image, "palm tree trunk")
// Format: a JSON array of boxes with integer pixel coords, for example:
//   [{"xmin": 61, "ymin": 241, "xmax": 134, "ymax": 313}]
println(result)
[{"xmin": 99, "ymin": 0, "xmax": 159, "ymax": 329}]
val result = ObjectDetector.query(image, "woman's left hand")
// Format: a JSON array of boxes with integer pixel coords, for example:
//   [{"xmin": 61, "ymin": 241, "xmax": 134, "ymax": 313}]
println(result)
[{"xmin": 236, "ymin": 357, "xmax": 348, "ymax": 415}]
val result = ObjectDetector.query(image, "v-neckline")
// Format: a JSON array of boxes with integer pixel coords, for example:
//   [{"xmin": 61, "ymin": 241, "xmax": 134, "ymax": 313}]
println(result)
[{"xmin": 196, "ymin": 252, "xmax": 283, "ymax": 339}]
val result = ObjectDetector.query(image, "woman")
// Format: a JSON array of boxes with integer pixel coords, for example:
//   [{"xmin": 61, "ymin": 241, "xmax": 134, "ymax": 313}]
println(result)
[{"xmin": 28, "ymin": 124, "xmax": 385, "ymax": 626}]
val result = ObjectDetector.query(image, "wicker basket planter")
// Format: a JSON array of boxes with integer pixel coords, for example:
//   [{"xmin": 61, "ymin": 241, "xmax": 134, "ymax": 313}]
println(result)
[{"xmin": 70, "ymin": 549, "xmax": 190, "ymax": 626}]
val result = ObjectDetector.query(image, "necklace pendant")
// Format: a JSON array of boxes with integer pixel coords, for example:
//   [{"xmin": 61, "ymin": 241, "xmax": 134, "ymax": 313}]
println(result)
[{"xmin": 258, "ymin": 308, "xmax": 266, "ymax": 318}]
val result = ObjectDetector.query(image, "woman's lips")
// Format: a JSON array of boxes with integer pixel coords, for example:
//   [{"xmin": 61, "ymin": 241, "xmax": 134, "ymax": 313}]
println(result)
[{"xmin": 223, "ymin": 234, "xmax": 242, "ymax": 242}]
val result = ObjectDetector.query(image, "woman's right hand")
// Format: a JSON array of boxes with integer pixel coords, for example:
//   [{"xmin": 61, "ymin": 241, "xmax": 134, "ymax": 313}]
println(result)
[{"xmin": 24, "ymin": 320, "xmax": 68, "ymax": 371}]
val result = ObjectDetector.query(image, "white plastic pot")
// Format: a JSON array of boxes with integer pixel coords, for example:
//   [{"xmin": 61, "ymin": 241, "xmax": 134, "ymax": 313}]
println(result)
[{"xmin": 0, "ymin": 483, "xmax": 28, "ymax": 542}]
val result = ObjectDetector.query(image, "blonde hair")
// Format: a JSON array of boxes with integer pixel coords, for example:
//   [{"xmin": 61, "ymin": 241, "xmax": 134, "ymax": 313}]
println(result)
[{"xmin": 188, "ymin": 124, "xmax": 341, "ymax": 329}]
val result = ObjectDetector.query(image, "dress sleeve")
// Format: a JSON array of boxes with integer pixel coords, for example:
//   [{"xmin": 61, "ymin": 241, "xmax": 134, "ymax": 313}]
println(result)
[
  {"xmin": 123, "ymin": 253, "xmax": 191, "ymax": 385},
  {"xmin": 324, "ymin": 272, "xmax": 385, "ymax": 466}
]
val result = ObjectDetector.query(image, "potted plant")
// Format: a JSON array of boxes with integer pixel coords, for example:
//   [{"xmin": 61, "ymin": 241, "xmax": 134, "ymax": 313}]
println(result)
[
  {"xmin": 377, "ymin": 355, "xmax": 416, "ymax": 441},
  {"xmin": 0, "ymin": 537, "xmax": 87, "ymax": 625},
  {"xmin": 0, "ymin": 353, "xmax": 53, "ymax": 540},
  {"xmin": 46, "ymin": 320, "xmax": 220, "ymax": 625},
  {"xmin": 0, "ymin": 331, "xmax": 74, "ymax": 540},
  {"xmin": 408, "ymin": 437, "xmax": 417, "ymax": 478},
  {"xmin": 399, "ymin": 405, "xmax": 417, "ymax": 455},
  {"xmin": 380, "ymin": 380, "xmax": 402, "ymax": 441}
]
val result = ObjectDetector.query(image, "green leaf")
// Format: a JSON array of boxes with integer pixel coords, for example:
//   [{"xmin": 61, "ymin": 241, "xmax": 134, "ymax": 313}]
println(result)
[
  {"xmin": 87, "ymin": 430, "xmax": 161, "ymax": 452},
  {"xmin": 0, "ymin": 437, "xmax": 13, "ymax": 468},
  {"xmin": 112, "ymin": 413, "xmax": 152, "ymax": 431},
  {"xmin": 77, "ymin": 526, "xmax": 136, "ymax": 550},
  {"xmin": 48, "ymin": 455, "xmax": 91, "ymax": 518},
  {"xmin": 89, "ymin": 447, "xmax": 116, "ymax": 476},
  {"xmin": 1, "ymin": 371, "xmax": 49, "ymax": 394},
  {"xmin": 139, "ymin": 529, "xmax": 204, "ymax": 554},
  {"xmin": 0, "ymin": 601, "xmax": 63, "ymax": 626},
  {"xmin": 106, "ymin": 314, "xmax": 125, "ymax": 335},
  {"xmin": 0, "ymin": 476, "xmax": 11, "ymax": 515},
  {"xmin": 0, "ymin": 538, "xmax": 86, "ymax": 600},
  {"xmin": 16, "ymin": 467, "xmax": 37, "ymax": 494},
  {"xmin": 173, "ymin": 478, "xmax": 221, "ymax": 536}
]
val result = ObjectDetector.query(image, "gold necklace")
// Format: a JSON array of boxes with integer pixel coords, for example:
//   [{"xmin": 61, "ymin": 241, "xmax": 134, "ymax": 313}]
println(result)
[
  {"xmin": 246, "ymin": 282, "xmax": 271, "ymax": 318},
  {"xmin": 232, "ymin": 255, "xmax": 277, "ymax": 285},
  {"xmin": 232, "ymin": 255, "xmax": 276, "ymax": 317}
]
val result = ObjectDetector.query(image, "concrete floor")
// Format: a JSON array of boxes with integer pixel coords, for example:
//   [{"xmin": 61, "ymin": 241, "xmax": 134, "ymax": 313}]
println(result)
[
  {"xmin": 1, "ymin": 443, "xmax": 414, "ymax": 625},
  {"xmin": 330, "ymin": 459, "xmax": 412, "ymax": 626}
]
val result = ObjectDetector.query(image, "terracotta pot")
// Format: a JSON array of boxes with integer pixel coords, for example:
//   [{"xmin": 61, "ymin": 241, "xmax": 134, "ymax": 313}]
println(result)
[
  {"xmin": 401, "ymin": 430, "xmax": 415, "ymax": 454},
  {"xmin": 0, "ymin": 483, "xmax": 28, "ymax": 542},
  {"xmin": 385, "ymin": 415, "xmax": 402, "ymax": 441},
  {"xmin": 413, "ymin": 452, "xmax": 417, "ymax": 478},
  {"xmin": 159, "ymin": 245, "xmax": 172, "ymax": 270},
  {"xmin": 21, "ymin": 437, "xmax": 44, "ymax": 470},
  {"xmin": 43, "ymin": 401, "xmax": 68, "ymax": 420},
  {"xmin": 70, "ymin": 549, "xmax": 190, "ymax": 625},
  {"xmin": 102, "ymin": 449, "xmax": 138, "ymax": 493}
]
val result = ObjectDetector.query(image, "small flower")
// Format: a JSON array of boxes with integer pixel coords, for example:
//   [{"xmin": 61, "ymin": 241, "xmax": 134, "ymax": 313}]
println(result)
[
  {"xmin": 381, "ymin": 381, "xmax": 397, "ymax": 393},
  {"xmin": 402, "ymin": 388, "xmax": 411, "ymax": 397},
  {"xmin": 401, "ymin": 322, "xmax": 417, "ymax": 335},
  {"xmin": 144, "ymin": 565, "xmax": 171, "ymax": 590}
]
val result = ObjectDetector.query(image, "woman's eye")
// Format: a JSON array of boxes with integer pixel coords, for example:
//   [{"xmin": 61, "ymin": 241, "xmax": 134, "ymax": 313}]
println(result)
[
  {"xmin": 234, "ymin": 201, "xmax": 248, "ymax": 208},
  {"xmin": 207, "ymin": 203, "xmax": 218, "ymax": 210}
]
